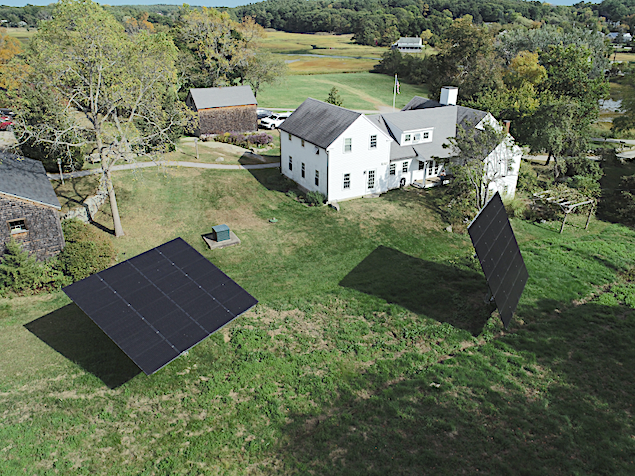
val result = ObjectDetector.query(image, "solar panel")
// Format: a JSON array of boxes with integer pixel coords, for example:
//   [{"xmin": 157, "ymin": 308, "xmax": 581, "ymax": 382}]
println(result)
[
  {"xmin": 468, "ymin": 192, "xmax": 528, "ymax": 328},
  {"xmin": 63, "ymin": 237, "xmax": 257, "ymax": 375}
]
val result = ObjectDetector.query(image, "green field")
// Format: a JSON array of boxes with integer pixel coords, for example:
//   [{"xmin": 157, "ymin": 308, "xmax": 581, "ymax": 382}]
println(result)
[
  {"xmin": 260, "ymin": 31, "xmax": 387, "ymax": 58},
  {"xmin": 258, "ymin": 72, "xmax": 430, "ymax": 111},
  {"xmin": 4, "ymin": 26, "xmax": 36, "ymax": 44},
  {"xmin": 2, "ymin": 159, "xmax": 635, "ymax": 474}
]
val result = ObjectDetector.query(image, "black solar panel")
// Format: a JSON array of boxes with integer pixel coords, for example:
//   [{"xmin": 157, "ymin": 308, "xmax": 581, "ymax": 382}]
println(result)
[
  {"xmin": 468, "ymin": 192, "xmax": 528, "ymax": 328},
  {"xmin": 63, "ymin": 238, "xmax": 257, "ymax": 375}
]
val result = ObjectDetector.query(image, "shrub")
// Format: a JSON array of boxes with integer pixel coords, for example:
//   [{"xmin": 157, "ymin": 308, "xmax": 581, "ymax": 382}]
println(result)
[
  {"xmin": 564, "ymin": 156, "xmax": 603, "ymax": 181},
  {"xmin": 305, "ymin": 191, "xmax": 326, "ymax": 206},
  {"xmin": 503, "ymin": 196, "xmax": 528, "ymax": 218},
  {"xmin": 214, "ymin": 132, "xmax": 272, "ymax": 148},
  {"xmin": 0, "ymin": 239, "xmax": 67, "ymax": 294},
  {"xmin": 566, "ymin": 174, "xmax": 601, "ymax": 197},
  {"xmin": 517, "ymin": 161, "xmax": 539, "ymax": 192},
  {"xmin": 56, "ymin": 220, "xmax": 116, "ymax": 282},
  {"xmin": 610, "ymin": 175, "xmax": 635, "ymax": 226}
]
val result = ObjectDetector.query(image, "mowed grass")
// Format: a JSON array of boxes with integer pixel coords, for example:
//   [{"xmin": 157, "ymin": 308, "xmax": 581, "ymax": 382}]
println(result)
[
  {"xmin": 260, "ymin": 31, "xmax": 385, "ymax": 58},
  {"xmin": 258, "ymin": 72, "xmax": 430, "ymax": 110},
  {"xmin": 2, "ymin": 162, "xmax": 635, "ymax": 474},
  {"xmin": 51, "ymin": 174, "xmax": 100, "ymax": 213},
  {"xmin": 284, "ymin": 55, "xmax": 378, "ymax": 74},
  {"xmin": 4, "ymin": 26, "xmax": 36, "ymax": 44}
]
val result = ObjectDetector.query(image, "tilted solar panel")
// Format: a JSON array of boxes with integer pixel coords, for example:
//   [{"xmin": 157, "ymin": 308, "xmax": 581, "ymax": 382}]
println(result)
[
  {"xmin": 468, "ymin": 192, "xmax": 528, "ymax": 328},
  {"xmin": 63, "ymin": 238, "xmax": 257, "ymax": 375}
]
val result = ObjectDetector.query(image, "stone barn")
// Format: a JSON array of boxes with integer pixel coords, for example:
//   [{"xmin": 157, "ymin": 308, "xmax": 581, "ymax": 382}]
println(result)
[
  {"xmin": 186, "ymin": 86, "xmax": 258, "ymax": 135},
  {"xmin": 0, "ymin": 154, "xmax": 65, "ymax": 260}
]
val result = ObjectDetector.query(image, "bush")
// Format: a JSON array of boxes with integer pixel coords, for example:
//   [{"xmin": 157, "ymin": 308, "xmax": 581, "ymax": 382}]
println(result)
[
  {"xmin": 305, "ymin": 191, "xmax": 326, "ymax": 206},
  {"xmin": 566, "ymin": 174, "xmax": 601, "ymax": 197},
  {"xmin": 214, "ymin": 132, "xmax": 272, "ymax": 148},
  {"xmin": 56, "ymin": 220, "xmax": 116, "ymax": 282},
  {"xmin": 609, "ymin": 175, "xmax": 635, "ymax": 226},
  {"xmin": 0, "ymin": 239, "xmax": 67, "ymax": 294},
  {"xmin": 564, "ymin": 156, "xmax": 603, "ymax": 181},
  {"xmin": 503, "ymin": 196, "xmax": 528, "ymax": 218},
  {"xmin": 517, "ymin": 161, "xmax": 539, "ymax": 192}
]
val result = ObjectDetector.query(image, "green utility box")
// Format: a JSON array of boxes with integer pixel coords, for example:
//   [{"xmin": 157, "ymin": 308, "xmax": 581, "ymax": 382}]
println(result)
[{"xmin": 212, "ymin": 224, "xmax": 230, "ymax": 242}]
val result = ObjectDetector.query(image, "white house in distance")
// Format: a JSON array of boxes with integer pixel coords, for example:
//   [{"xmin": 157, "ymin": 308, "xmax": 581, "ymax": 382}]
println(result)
[
  {"xmin": 279, "ymin": 87, "xmax": 523, "ymax": 204},
  {"xmin": 391, "ymin": 37, "xmax": 423, "ymax": 53}
]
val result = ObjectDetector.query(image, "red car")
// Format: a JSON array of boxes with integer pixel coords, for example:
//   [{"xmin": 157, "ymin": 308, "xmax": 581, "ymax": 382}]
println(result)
[{"xmin": 0, "ymin": 115, "xmax": 13, "ymax": 131}]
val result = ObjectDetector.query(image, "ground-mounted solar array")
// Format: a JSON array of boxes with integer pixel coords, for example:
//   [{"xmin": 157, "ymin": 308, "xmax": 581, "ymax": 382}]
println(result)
[
  {"xmin": 468, "ymin": 192, "xmax": 528, "ymax": 328},
  {"xmin": 63, "ymin": 238, "xmax": 257, "ymax": 374}
]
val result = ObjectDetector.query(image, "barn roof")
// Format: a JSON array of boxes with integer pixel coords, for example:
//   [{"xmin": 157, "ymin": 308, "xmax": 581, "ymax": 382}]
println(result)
[
  {"xmin": 0, "ymin": 154, "xmax": 61, "ymax": 209},
  {"xmin": 187, "ymin": 86, "xmax": 257, "ymax": 110},
  {"xmin": 279, "ymin": 98, "xmax": 361, "ymax": 149}
]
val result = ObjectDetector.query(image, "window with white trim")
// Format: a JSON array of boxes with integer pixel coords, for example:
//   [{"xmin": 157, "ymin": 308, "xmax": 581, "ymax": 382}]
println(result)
[
  {"xmin": 315, "ymin": 146, "xmax": 319, "ymax": 155},
  {"xmin": 8, "ymin": 218, "xmax": 26, "ymax": 234},
  {"xmin": 289, "ymin": 156, "xmax": 292, "ymax": 171},
  {"xmin": 301, "ymin": 163, "xmax": 305, "ymax": 178},
  {"xmin": 301, "ymin": 139, "xmax": 305, "ymax": 147},
  {"xmin": 414, "ymin": 133, "xmax": 420, "ymax": 141},
  {"xmin": 288, "ymin": 133, "xmax": 292, "ymax": 140},
  {"xmin": 344, "ymin": 138, "xmax": 352, "ymax": 152},
  {"xmin": 315, "ymin": 170, "xmax": 319, "ymax": 186},
  {"xmin": 389, "ymin": 163, "xmax": 396, "ymax": 175},
  {"xmin": 367, "ymin": 170, "xmax": 375, "ymax": 189},
  {"xmin": 423, "ymin": 131, "xmax": 429, "ymax": 139},
  {"xmin": 343, "ymin": 173, "xmax": 350, "ymax": 189},
  {"xmin": 404, "ymin": 134, "xmax": 411, "ymax": 142},
  {"xmin": 370, "ymin": 135, "xmax": 377, "ymax": 148},
  {"xmin": 402, "ymin": 161, "xmax": 408, "ymax": 173},
  {"xmin": 433, "ymin": 161, "xmax": 440, "ymax": 175}
]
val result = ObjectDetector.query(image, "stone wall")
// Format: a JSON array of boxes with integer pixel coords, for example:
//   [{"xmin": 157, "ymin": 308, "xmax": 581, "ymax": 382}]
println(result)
[
  {"xmin": 61, "ymin": 189, "xmax": 108, "ymax": 223},
  {"xmin": 0, "ymin": 195, "xmax": 65, "ymax": 261},
  {"xmin": 198, "ymin": 105, "xmax": 257, "ymax": 135}
]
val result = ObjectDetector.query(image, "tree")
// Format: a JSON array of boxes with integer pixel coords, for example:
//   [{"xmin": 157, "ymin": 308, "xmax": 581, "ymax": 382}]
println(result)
[
  {"xmin": 16, "ymin": 0, "xmax": 186, "ymax": 237},
  {"xmin": 446, "ymin": 120, "xmax": 510, "ymax": 209},
  {"xmin": 241, "ymin": 52, "xmax": 287, "ymax": 98},
  {"xmin": 426, "ymin": 17, "xmax": 503, "ymax": 102},
  {"xmin": 325, "ymin": 87, "xmax": 343, "ymax": 107},
  {"xmin": 178, "ymin": 8, "xmax": 264, "ymax": 88},
  {"xmin": 613, "ymin": 71, "xmax": 635, "ymax": 133}
]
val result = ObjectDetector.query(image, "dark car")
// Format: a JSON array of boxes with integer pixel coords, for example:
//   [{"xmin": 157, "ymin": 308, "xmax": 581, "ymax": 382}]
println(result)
[{"xmin": 257, "ymin": 108, "xmax": 273, "ymax": 120}]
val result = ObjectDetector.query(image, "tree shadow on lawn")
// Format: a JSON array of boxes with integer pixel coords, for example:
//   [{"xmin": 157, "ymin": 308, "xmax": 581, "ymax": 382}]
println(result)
[
  {"xmin": 278, "ymin": 300, "xmax": 635, "ymax": 475},
  {"xmin": 339, "ymin": 245, "xmax": 493, "ymax": 336},
  {"xmin": 244, "ymin": 167, "xmax": 297, "ymax": 194},
  {"xmin": 24, "ymin": 303, "xmax": 141, "ymax": 388}
]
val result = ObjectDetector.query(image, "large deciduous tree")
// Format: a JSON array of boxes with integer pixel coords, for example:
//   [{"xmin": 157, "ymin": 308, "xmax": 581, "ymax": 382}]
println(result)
[
  {"xmin": 15, "ymin": 0, "xmax": 186, "ymax": 237},
  {"xmin": 445, "ymin": 120, "xmax": 510, "ymax": 209}
]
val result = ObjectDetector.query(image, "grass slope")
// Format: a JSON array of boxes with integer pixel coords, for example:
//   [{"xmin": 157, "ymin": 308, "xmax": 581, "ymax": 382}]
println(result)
[
  {"xmin": 1, "ymin": 166, "xmax": 635, "ymax": 474},
  {"xmin": 258, "ymin": 72, "xmax": 430, "ymax": 110}
]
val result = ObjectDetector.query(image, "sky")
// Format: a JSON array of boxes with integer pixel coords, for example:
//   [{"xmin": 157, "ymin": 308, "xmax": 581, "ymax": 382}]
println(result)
[{"xmin": 0, "ymin": 0, "xmax": 601, "ymax": 7}]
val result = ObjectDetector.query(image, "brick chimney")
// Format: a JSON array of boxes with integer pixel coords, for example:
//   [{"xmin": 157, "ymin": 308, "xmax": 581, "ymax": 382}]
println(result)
[{"xmin": 503, "ymin": 120, "xmax": 511, "ymax": 133}]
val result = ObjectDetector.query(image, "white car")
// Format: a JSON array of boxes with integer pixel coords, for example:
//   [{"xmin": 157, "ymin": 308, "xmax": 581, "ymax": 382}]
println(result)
[{"xmin": 260, "ymin": 112, "xmax": 291, "ymax": 130}]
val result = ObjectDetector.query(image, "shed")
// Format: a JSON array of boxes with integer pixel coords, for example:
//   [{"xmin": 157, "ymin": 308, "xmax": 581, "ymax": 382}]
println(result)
[
  {"xmin": 0, "ymin": 154, "xmax": 65, "ymax": 260},
  {"xmin": 186, "ymin": 86, "xmax": 258, "ymax": 135}
]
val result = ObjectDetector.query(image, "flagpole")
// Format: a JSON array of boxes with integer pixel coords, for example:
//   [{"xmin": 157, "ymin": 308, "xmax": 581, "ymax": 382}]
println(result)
[{"xmin": 393, "ymin": 74, "xmax": 397, "ymax": 111}]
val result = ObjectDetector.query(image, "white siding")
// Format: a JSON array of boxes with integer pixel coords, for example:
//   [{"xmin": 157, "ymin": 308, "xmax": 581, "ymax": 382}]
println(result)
[
  {"xmin": 326, "ymin": 116, "xmax": 392, "ymax": 202},
  {"xmin": 485, "ymin": 137, "xmax": 522, "ymax": 199},
  {"xmin": 280, "ymin": 132, "xmax": 328, "ymax": 196}
]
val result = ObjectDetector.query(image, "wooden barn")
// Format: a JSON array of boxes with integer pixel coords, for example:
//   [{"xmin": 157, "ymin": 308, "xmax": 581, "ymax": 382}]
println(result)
[
  {"xmin": 186, "ymin": 86, "xmax": 258, "ymax": 135},
  {"xmin": 0, "ymin": 154, "xmax": 65, "ymax": 260}
]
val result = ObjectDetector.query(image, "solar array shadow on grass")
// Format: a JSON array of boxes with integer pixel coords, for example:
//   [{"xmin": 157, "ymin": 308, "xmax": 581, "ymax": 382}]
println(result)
[
  {"xmin": 61, "ymin": 237, "xmax": 257, "ymax": 377},
  {"xmin": 339, "ymin": 245, "xmax": 493, "ymax": 335},
  {"xmin": 24, "ymin": 303, "xmax": 141, "ymax": 388}
]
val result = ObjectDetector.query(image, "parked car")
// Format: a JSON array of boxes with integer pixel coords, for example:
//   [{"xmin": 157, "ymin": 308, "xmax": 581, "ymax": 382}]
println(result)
[
  {"xmin": 0, "ymin": 108, "xmax": 15, "ymax": 131},
  {"xmin": 257, "ymin": 108, "xmax": 273, "ymax": 119},
  {"xmin": 260, "ymin": 112, "xmax": 291, "ymax": 130}
]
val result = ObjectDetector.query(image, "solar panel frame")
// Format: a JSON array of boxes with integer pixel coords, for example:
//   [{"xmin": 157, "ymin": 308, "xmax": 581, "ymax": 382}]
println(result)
[
  {"xmin": 468, "ymin": 192, "xmax": 528, "ymax": 328},
  {"xmin": 63, "ymin": 237, "xmax": 257, "ymax": 375}
]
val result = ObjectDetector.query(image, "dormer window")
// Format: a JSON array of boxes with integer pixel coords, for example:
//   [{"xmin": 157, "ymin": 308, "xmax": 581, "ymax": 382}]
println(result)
[
  {"xmin": 404, "ymin": 134, "xmax": 411, "ymax": 142},
  {"xmin": 423, "ymin": 132, "xmax": 429, "ymax": 139},
  {"xmin": 414, "ymin": 133, "xmax": 420, "ymax": 141}
]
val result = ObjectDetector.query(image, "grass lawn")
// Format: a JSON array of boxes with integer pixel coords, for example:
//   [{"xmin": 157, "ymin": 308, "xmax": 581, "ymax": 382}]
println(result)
[
  {"xmin": 284, "ymin": 55, "xmax": 378, "ymax": 75},
  {"xmin": 51, "ymin": 174, "xmax": 100, "ymax": 213},
  {"xmin": 5, "ymin": 26, "xmax": 36, "ymax": 44},
  {"xmin": 261, "ymin": 31, "xmax": 386, "ymax": 58},
  {"xmin": 2, "ymin": 160, "xmax": 635, "ymax": 474},
  {"xmin": 258, "ymin": 72, "xmax": 430, "ymax": 110}
]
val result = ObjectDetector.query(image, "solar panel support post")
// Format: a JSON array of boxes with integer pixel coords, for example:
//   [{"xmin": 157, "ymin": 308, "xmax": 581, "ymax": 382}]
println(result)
[
  {"xmin": 559, "ymin": 211, "xmax": 569, "ymax": 234},
  {"xmin": 585, "ymin": 203, "xmax": 595, "ymax": 230}
]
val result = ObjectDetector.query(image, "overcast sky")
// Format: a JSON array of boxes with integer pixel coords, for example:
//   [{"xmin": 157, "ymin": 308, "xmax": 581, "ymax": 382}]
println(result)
[{"xmin": 0, "ymin": 0, "xmax": 600, "ymax": 7}]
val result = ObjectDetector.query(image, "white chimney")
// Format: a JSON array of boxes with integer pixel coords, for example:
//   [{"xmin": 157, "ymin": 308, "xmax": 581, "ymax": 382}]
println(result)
[{"xmin": 440, "ymin": 86, "xmax": 458, "ymax": 106}]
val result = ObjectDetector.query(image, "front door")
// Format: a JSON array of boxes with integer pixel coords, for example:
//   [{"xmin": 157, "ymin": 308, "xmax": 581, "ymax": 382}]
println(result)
[{"xmin": 367, "ymin": 169, "xmax": 376, "ymax": 190}]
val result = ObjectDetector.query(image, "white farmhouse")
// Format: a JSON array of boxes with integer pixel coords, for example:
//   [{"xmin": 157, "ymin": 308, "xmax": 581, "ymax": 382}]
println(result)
[
  {"xmin": 279, "ymin": 87, "xmax": 523, "ymax": 204},
  {"xmin": 391, "ymin": 37, "xmax": 423, "ymax": 53}
]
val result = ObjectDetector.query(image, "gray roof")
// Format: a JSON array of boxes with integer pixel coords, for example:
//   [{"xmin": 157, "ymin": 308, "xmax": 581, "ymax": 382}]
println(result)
[
  {"xmin": 395, "ymin": 37, "xmax": 422, "ymax": 45},
  {"xmin": 0, "ymin": 154, "xmax": 61, "ymax": 209},
  {"xmin": 188, "ymin": 86, "xmax": 257, "ymax": 110},
  {"xmin": 402, "ymin": 96, "xmax": 443, "ymax": 111},
  {"xmin": 457, "ymin": 106, "xmax": 488, "ymax": 128},
  {"xmin": 279, "ymin": 98, "xmax": 361, "ymax": 149}
]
